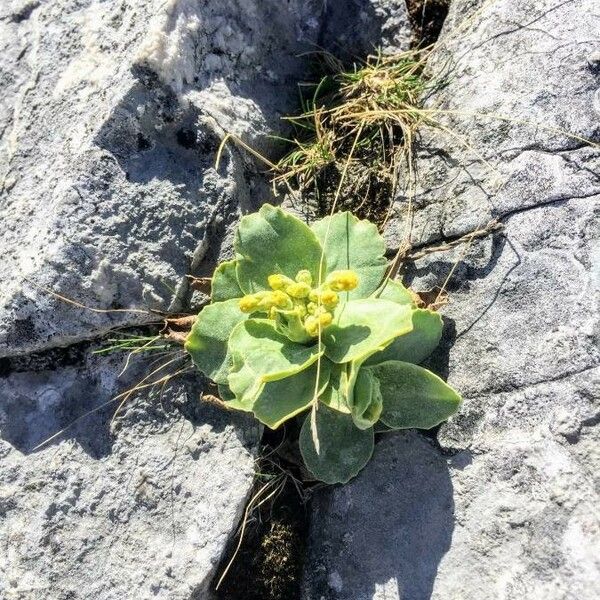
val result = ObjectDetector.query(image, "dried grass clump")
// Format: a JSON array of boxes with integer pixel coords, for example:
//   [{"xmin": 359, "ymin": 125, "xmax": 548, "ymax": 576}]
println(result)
[{"xmin": 274, "ymin": 49, "xmax": 435, "ymax": 225}]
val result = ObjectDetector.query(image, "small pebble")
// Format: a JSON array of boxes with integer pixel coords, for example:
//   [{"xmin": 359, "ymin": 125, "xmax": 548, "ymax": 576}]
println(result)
[{"xmin": 587, "ymin": 51, "xmax": 600, "ymax": 68}]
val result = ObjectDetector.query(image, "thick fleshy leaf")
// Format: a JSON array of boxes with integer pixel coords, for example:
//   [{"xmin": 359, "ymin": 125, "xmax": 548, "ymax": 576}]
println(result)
[
  {"xmin": 322, "ymin": 299, "xmax": 413, "ymax": 364},
  {"xmin": 320, "ymin": 362, "xmax": 350, "ymax": 414},
  {"xmin": 364, "ymin": 309, "xmax": 443, "ymax": 366},
  {"xmin": 299, "ymin": 404, "xmax": 374, "ymax": 484},
  {"xmin": 368, "ymin": 361, "xmax": 461, "ymax": 429},
  {"xmin": 220, "ymin": 383, "xmax": 255, "ymax": 414},
  {"xmin": 211, "ymin": 259, "xmax": 243, "ymax": 302},
  {"xmin": 311, "ymin": 212, "xmax": 387, "ymax": 299},
  {"xmin": 227, "ymin": 353, "xmax": 262, "ymax": 409},
  {"xmin": 252, "ymin": 360, "xmax": 331, "ymax": 429},
  {"xmin": 375, "ymin": 278, "xmax": 416, "ymax": 306},
  {"xmin": 235, "ymin": 204, "xmax": 324, "ymax": 294},
  {"xmin": 350, "ymin": 367, "xmax": 383, "ymax": 429},
  {"xmin": 185, "ymin": 299, "xmax": 248, "ymax": 385},
  {"xmin": 227, "ymin": 319, "xmax": 321, "ymax": 383}
]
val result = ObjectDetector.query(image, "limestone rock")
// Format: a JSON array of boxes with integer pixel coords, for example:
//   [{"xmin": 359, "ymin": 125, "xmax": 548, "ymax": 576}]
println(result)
[
  {"xmin": 0, "ymin": 0, "xmax": 414, "ymax": 358},
  {"xmin": 0, "ymin": 347, "xmax": 261, "ymax": 599},
  {"xmin": 302, "ymin": 432, "xmax": 454, "ymax": 600},
  {"xmin": 304, "ymin": 0, "xmax": 600, "ymax": 598},
  {"xmin": 0, "ymin": 0, "xmax": 320, "ymax": 356}
]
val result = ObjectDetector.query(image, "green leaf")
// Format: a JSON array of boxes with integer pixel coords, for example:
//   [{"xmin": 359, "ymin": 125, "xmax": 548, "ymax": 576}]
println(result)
[
  {"xmin": 351, "ymin": 367, "xmax": 383, "ymax": 429},
  {"xmin": 185, "ymin": 299, "xmax": 248, "ymax": 385},
  {"xmin": 252, "ymin": 360, "xmax": 331, "ymax": 429},
  {"xmin": 364, "ymin": 309, "xmax": 443, "ymax": 366},
  {"xmin": 322, "ymin": 299, "xmax": 413, "ymax": 364},
  {"xmin": 368, "ymin": 361, "xmax": 461, "ymax": 429},
  {"xmin": 273, "ymin": 308, "xmax": 313, "ymax": 344},
  {"xmin": 375, "ymin": 278, "xmax": 416, "ymax": 306},
  {"xmin": 221, "ymin": 382, "xmax": 256, "ymax": 413},
  {"xmin": 299, "ymin": 404, "xmax": 374, "ymax": 484},
  {"xmin": 227, "ymin": 353, "xmax": 262, "ymax": 409},
  {"xmin": 227, "ymin": 319, "xmax": 321, "ymax": 383},
  {"xmin": 320, "ymin": 362, "xmax": 351, "ymax": 414},
  {"xmin": 311, "ymin": 212, "xmax": 387, "ymax": 299},
  {"xmin": 211, "ymin": 260, "xmax": 243, "ymax": 302},
  {"xmin": 235, "ymin": 204, "xmax": 324, "ymax": 294}
]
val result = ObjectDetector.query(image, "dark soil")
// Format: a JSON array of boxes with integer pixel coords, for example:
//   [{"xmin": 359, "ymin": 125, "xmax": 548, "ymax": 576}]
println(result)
[
  {"xmin": 300, "ymin": 157, "xmax": 396, "ymax": 227},
  {"xmin": 213, "ymin": 427, "xmax": 310, "ymax": 600},
  {"xmin": 406, "ymin": 0, "xmax": 451, "ymax": 48}
]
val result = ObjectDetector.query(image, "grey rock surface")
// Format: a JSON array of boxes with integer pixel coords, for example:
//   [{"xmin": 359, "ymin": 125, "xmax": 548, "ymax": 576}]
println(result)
[
  {"xmin": 0, "ymin": 1, "xmax": 414, "ymax": 599},
  {"xmin": 0, "ymin": 0, "xmax": 310, "ymax": 356},
  {"xmin": 302, "ymin": 432, "xmax": 454, "ymax": 600},
  {"xmin": 0, "ymin": 0, "xmax": 414, "ymax": 358},
  {"xmin": 305, "ymin": 0, "xmax": 600, "ymax": 598},
  {"xmin": 0, "ymin": 347, "xmax": 261, "ymax": 599}
]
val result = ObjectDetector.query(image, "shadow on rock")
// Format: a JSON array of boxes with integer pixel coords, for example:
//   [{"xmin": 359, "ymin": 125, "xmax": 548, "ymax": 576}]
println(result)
[
  {"xmin": 303, "ymin": 432, "xmax": 454, "ymax": 600},
  {"xmin": 95, "ymin": 71, "xmax": 221, "ymax": 197},
  {"xmin": 0, "ymin": 346, "xmax": 253, "ymax": 459}
]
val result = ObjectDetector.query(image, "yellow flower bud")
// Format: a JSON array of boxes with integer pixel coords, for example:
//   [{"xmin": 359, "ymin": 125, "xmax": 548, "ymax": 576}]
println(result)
[
  {"xmin": 293, "ymin": 301, "xmax": 307, "ymax": 318},
  {"xmin": 327, "ymin": 270, "xmax": 359, "ymax": 292},
  {"xmin": 257, "ymin": 291, "xmax": 276, "ymax": 310},
  {"xmin": 320, "ymin": 289, "xmax": 339, "ymax": 308},
  {"xmin": 271, "ymin": 290, "xmax": 292, "ymax": 308},
  {"xmin": 308, "ymin": 290, "xmax": 319, "ymax": 303},
  {"xmin": 314, "ymin": 304, "xmax": 328, "ymax": 316},
  {"xmin": 268, "ymin": 273, "xmax": 292, "ymax": 290},
  {"xmin": 304, "ymin": 311, "xmax": 333, "ymax": 337},
  {"xmin": 239, "ymin": 295, "xmax": 259, "ymax": 313},
  {"xmin": 306, "ymin": 302, "xmax": 317, "ymax": 314},
  {"xmin": 295, "ymin": 269, "xmax": 313, "ymax": 286},
  {"xmin": 318, "ymin": 312, "xmax": 333, "ymax": 327},
  {"xmin": 304, "ymin": 316, "xmax": 318, "ymax": 337},
  {"xmin": 286, "ymin": 282, "xmax": 311, "ymax": 299}
]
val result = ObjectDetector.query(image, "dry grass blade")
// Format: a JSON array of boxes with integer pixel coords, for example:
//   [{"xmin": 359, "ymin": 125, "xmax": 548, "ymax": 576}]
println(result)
[{"xmin": 274, "ymin": 48, "xmax": 433, "ymax": 224}]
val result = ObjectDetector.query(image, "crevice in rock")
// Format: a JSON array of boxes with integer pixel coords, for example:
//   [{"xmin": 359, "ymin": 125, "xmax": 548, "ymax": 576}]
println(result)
[
  {"xmin": 209, "ymin": 6, "xmax": 461, "ymax": 597},
  {"xmin": 386, "ymin": 186, "xmax": 600, "ymax": 261},
  {"xmin": 498, "ymin": 190, "xmax": 600, "ymax": 222},
  {"xmin": 460, "ymin": 363, "xmax": 600, "ymax": 401},
  {"xmin": 0, "ymin": 338, "xmax": 93, "ymax": 379},
  {"xmin": 210, "ymin": 427, "xmax": 309, "ymax": 600},
  {"xmin": 406, "ymin": 0, "xmax": 451, "ymax": 47}
]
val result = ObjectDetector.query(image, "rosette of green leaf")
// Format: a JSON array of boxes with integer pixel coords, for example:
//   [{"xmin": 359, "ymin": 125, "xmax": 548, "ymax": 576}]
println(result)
[
  {"xmin": 186, "ymin": 203, "xmax": 462, "ymax": 485},
  {"xmin": 186, "ymin": 202, "xmax": 392, "ymax": 384}
]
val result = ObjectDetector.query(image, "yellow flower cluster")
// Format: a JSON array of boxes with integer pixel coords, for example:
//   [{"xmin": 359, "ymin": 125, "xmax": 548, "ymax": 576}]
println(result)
[{"xmin": 238, "ymin": 268, "xmax": 359, "ymax": 337}]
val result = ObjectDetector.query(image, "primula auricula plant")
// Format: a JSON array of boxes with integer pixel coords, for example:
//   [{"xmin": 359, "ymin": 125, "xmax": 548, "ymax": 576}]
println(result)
[{"xmin": 185, "ymin": 204, "xmax": 461, "ymax": 484}]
